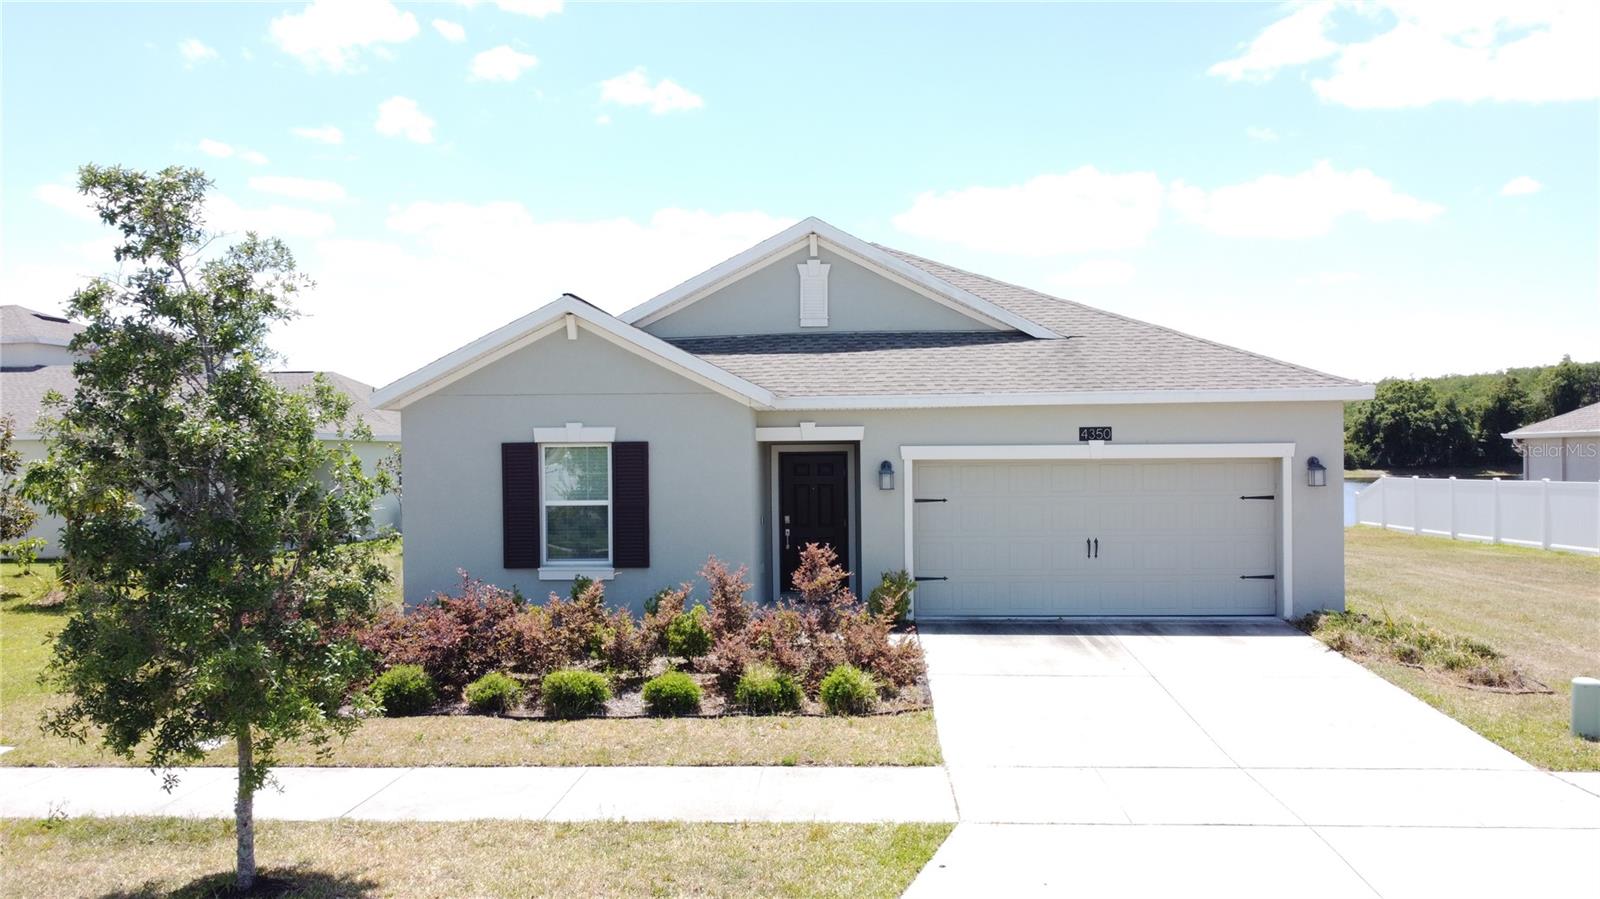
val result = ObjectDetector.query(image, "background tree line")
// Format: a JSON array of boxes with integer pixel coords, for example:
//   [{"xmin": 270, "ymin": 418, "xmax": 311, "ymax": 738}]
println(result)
[{"xmin": 1345, "ymin": 356, "xmax": 1600, "ymax": 470}]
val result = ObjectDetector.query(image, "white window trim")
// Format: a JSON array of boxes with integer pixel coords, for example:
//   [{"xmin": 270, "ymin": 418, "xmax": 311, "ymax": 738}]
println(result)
[
  {"xmin": 539, "ymin": 442, "xmax": 614, "ymax": 580},
  {"xmin": 898, "ymin": 442, "xmax": 1297, "ymax": 620},
  {"xmin": 534, "ymin": 422, "xmax": 616, "ymax": 443}
]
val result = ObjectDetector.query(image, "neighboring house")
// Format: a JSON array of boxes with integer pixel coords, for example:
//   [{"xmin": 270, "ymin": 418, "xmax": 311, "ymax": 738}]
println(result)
[
  {"xmin": 374, "ymin": 218, "xmax": 1373, "ymax": 620},
  {"xmin": 0, "ymin": 304, "xmax": 402, "ymax": 557},
  {"xmin": 1504, "ymin": 402, "xmax": 1600, "ymax": 482}
]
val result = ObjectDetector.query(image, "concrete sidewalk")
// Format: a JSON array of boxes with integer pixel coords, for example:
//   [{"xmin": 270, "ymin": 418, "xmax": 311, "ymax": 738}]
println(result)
[{"xmin": 0, "ymin": 765, "xmax": 958, "ymax": 823}]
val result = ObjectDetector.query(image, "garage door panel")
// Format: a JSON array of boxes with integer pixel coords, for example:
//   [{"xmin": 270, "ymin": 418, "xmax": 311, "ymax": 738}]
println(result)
[{"xmin": 913, "ymin": 459, "xmax": 1277, "ymax": 617}]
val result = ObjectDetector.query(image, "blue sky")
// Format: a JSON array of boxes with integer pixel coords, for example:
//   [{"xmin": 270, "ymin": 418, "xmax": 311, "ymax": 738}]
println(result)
[{"xmin": 3, "ymin": 1, "xmax": 1596, "ymax": 387}]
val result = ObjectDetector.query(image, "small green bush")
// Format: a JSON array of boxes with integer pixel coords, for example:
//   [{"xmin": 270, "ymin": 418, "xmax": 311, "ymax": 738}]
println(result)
[
  {"xmin": 867, "ymin": 569, "xmax": 915, "ymax": 622},
  {"xmin": 464, "ymin": 671, "xmax": 525, "ymax": 715},
  {"xmin": 734, "ymin": 663, "xmax": 802, "ymax": 715},
  {"xmin": 641, "ymin": 670, "xmax": 702, "ymax": 717},
  {"xmin": 665, "ymin": 604, "xmax": 713, "ymax": 659},
  {"xmin": 370, "ymin": 664, "xmax": 436, "ymax": 717},
  {"xmin": 819, "ymin": 664, "xmax": 878, "ymax": 716},
  {"xmin": 541, "ymin": 668, "xmax": 612, "ymax": 719}
]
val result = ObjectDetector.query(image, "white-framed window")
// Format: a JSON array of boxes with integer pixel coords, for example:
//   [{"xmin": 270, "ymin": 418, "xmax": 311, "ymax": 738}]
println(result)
[{"xmin": 541, "ymin": 443, "xmax": 611, "ymax": 565}]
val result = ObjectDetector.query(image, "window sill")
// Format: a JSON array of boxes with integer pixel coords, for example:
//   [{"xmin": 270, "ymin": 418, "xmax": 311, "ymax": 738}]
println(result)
[{"xmin": 538, "ymin": 566, "xmax": 616, "ymax": 582}]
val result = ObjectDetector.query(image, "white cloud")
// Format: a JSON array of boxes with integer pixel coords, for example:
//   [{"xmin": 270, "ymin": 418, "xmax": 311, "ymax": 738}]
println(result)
[
  {"xmin": 1213, "ymin": 1, "xmax": 1600, "ymax": 107},
  {"xmin": 599, "ymin": 68, "xmax": 704, "ymax": 114},
  {"xmin": 1246, "ymin": 126, "xmax": 1279, "ymax": 142},
  {"xmin": 34, "ymin": 183, "xmax": 99, "ymax": 223},
  {"xmin": 197, "ymin": 138, "xmax": 270, "ymax": 165},
  {"xmin": 248, "ymin": 176, "xmax": 348, "ymax": 203},
  {"xmin": 1053, "ymin": 260, "xmax": 1137, "ymax": 290},
  {"xmin": 1500, "ymin": 175, "xmax": 1543, "ymax": 196},
  {"xmin": 1210, "ymin": 2, "xmax": 1339, "ymax": 82},
  {"xmin": 432, "ymin": 19, "xmax": 466, "ymax": 42},
  {"xmin": 1296, "ymin": 271, "xmax": 1362, "ymax": 287},
  {"xmin": 470, "ymin": 45, "xmax": 538, "ymax": 82},
  {"xmin": 1169, "ymin": 161, "xmax": 1443, "ymax": 239},
  {"xmin": 178, "ymin": 38, "xmax": 218, "ymax": 66},
  {"xmin": 375, "ymin": 96, "xmax": 435, "ymax": 143},
  {"xmin": 206, "ymin": 194, "xmax": 336, "ymax": 240},
  {"xmin": 891, "ymin": 166, "xmax": 1164, "ymax": 256},
  {"xmin": 291, "ymin": 125, "xmax": 345, "ymax": 145},
  {"xmin": 276, "ymin": 206, "xmax": 789, "ymax": 384},
  {"xmin": 269, "ymin": 0, "xmax": 419, "ymax": 73},
  {"xmin": 595, "ymin": 114, "xmax": 612, "ymax": 126},
  {"xmin": 455, "ymin": 0, "xmax": 563, "ymax": 18}
]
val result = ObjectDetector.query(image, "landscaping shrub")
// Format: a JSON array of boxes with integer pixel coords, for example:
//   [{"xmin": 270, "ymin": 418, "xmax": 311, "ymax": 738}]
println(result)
[
  {"xmin": 358, "ymin": 573, "xmax": 522, "ymax": 690},
  {"xmin": 867, "ymin": 570, "xmax": 915, "ymax": 623},
  {"xmin": 597, "ymin": 608, "xmax": 654, "ymax": 681},
  {"xmin": 734, "ymin": 663, "xmax": 802, "ymax": 715},
  {"xmin": 545, "ymin": 578, "xmax": 611, "ymax": 660},
  {"xmin": 370, "ymin": 664, "xmax": 436, "ymax": 717},
  {"xmin": 819, "ymin": 664, "xmax": 877, "ymax": 716},
  {"xmin": 665, "ymin": 604, "xmax": 713, "ymax": 660},
  {"xmin": 541, "ymin": 668, "xmax": 612, "ymax": 718},
  {"xmin": 642, "ymin": 583, "xmax": 690, "ymax": 653},
  {"xmin": 641, "ymin": 670, "xmax": 702, "ymax": 717},
  {"xmin": 702, "ymin": 556, "xmax": 751, "ymax": 639},
  {"xmin": 1299, "ymin": 609, "xmax": 1526, "ymax": 689},
  {"xmin": 464, "ymin": 671, "xmax": 525, "ymax": 715},
  {"xmin": 707, "ymin": 606, "xmax": 810, "ymax": 696},
  {"xmin": 790, "ymin": 543, "xmax": 858, "ymax": 630}
]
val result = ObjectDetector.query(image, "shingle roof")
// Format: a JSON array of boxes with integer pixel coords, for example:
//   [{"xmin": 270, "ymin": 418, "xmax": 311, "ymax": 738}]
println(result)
[
  {"xmin": 1504, "ymin": 402, "xmax": 1600, "ymax": 438},
  {"xmin": 0, "ymin": 366, "xmax": 399, "ymax": 441},
  {"xmin": 1, "ymin": 305, "xmax": 84, "ymax": 346},
  {"xmin": 665, "ymin": 247, "xmax": 1364, "ymax": 398}
]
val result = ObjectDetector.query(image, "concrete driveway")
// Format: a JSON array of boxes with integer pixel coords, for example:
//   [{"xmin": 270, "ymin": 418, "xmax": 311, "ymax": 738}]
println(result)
[{"xmin": 906, "ymin": 620, "xmax": 1600, "ymax": 899}]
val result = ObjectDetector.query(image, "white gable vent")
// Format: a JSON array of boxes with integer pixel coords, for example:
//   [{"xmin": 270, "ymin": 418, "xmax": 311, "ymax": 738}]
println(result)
[{"xmin": 797, "ymin": 256, "xmax": 831, "ymax": 327}]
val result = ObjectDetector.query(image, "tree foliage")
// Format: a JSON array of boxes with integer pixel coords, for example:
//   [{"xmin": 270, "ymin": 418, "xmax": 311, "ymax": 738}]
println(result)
[
  {"xmin": 0, "ymin": 414, "xmax": 38, "ymax": 543},
  {"xmin": 22, "ymin": 164, "xmax": 393, "ymax": 891},
  {"xmin": 1344, "ymin": 359, "xmax": 1600, "ymax": 470}
]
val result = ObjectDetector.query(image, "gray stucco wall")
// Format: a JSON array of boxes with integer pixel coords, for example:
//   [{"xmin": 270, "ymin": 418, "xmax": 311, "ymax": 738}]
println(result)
[
  {"xmin": 754, "ymin": 401, "xmax": 1349, "ymax": 616},
  {"xmin": 399, "ymin": 327, "xmax": 761, "ymax": 609},
  {"xmin": 640, "ymin": 246, "xmax": 998, "ymax": 338},
  {"xmin": 1522, "ymin": 436, "xmax": 1600, "ymax": 481}
]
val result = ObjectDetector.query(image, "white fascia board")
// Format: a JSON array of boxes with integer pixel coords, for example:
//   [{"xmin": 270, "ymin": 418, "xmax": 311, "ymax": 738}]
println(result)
[
  {"xmin": 772, "ymin": 385, "xmax": 1375, "ymax": 410},
  {"xmin": 371, "ymin": 295, "xmax": 775, "ymax": 411},
  {"xmin": 899, "ymin": 442, "xmax": 1295, "ymax": 461},
  {"xmin": 1502, "ymin": 429, "xmax": 1599, "ymax": 439},
  {"xmin": 618, "ymin": 216, "xmax": 1060, "ymax": 340}
]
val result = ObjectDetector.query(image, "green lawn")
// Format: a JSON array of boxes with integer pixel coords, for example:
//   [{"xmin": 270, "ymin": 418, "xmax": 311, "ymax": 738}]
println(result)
[
  {"xmin": 0, "ymin": 817, "xmax": 952, "ymax": 899},
  {"xmin": 1343, "ymin": 526, "xmax": 1600, "ymax": 770},
  {"xmin": 0, "ymin": 555, "xmax": 940, "ymax": 768}
]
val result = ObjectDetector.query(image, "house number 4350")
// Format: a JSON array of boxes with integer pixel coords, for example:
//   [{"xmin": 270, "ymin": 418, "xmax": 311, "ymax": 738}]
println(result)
[{"xmin": 1078, "ymin": 426, "xmax": 1112, "ymax": 442}]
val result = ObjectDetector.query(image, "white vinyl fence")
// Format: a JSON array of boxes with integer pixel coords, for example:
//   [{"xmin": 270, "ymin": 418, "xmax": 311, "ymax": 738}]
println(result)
[{"xmin": 1353, "ymin": 476, "xmax": 1599, "ymax": 555}]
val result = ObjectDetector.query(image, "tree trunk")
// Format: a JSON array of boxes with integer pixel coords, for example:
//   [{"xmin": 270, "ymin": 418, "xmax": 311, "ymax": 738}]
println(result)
[{"xmin": 235, "ymin": 725, "xmax": 256, "ymax": 893}]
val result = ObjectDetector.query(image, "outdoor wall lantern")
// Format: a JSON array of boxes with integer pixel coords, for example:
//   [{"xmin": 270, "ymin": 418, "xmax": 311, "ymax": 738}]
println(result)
[
  {"xmin": 1306, "ymin": 456, "xmax": 1327, "ymax": 487},
  {"xmin": 879, "ymin": 460, "xmax": 895, "ymax": 491}
]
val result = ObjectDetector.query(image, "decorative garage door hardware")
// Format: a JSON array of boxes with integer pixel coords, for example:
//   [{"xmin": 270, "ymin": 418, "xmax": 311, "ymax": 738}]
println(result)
[
  {"xmin": 1240, "ymin": 494, "xmax": 1276, "ymax": 500},
  {"xmin": 1085, "ymin": 538, "xmax": 1099, "ymax": 558},
  {"xmin": 914, "ymin": 576, "xmax": 948, "ymax": 582},
  {"xmin": 1239, "ymin": 574, "xmax": 1277, "ymax": 580},
  {"xmin": 913, "ymin": 497, "xmax": 947, "ymax": 503}
]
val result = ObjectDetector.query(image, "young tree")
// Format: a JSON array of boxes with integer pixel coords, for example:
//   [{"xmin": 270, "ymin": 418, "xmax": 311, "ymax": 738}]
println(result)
[
  {"xmin": 24, "ymin": 165, "xmax": 393, "ymax": 892},
  {"xmin": 0, "ymin": 414, "xmax": 39, "ymax": 543}
]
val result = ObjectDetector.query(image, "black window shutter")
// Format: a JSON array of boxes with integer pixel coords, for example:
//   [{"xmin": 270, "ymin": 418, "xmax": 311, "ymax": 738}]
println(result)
[
  {"xmin": 502, "ymin": 442, "xmax": 540, "ymax": 569},
  {"xmin": 612, "ymin": 441, "xmax": 649, "ymax": 568}
]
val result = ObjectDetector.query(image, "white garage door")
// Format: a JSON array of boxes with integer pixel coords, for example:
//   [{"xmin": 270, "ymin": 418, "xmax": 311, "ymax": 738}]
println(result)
[{"xmin": 912, "ymin": 459, "xmax": 1278, "ymax": 617}]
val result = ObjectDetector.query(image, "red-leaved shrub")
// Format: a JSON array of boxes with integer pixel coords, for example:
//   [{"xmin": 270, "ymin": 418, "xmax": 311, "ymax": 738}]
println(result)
[
  {"xmin": 702, "ymin": 556, "xmax": 751, "ymax": 639},
  {"xmin": 358, "ymin": 571, "xmax": 522, "ymax": 690}
]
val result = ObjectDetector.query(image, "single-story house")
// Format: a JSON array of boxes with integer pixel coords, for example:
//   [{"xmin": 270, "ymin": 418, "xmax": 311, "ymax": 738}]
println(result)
[
  {"xmin": 1504, "ymin": 402, "xmax": 1600, "ymax": 482},
  {"xmin": 0, "ymin": 304, "xmax": 403, "ymax": 557},
  {"xmin": 374, "ymin": 218, "xmax": 1373, "ymax": 619}
]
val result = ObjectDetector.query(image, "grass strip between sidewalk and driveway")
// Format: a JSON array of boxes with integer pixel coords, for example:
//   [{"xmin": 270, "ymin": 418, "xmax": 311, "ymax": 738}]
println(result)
[
  {"xmin": 0, "ymin": 817, "xmax": 953, "ymax": 899},
  {"xmin": 1, "ymin": 559, "xmax": 941, "ymax": 768},
  {"xmin": 1339, "ymin": 526, "xmax": 1600, "ymax": 771}
]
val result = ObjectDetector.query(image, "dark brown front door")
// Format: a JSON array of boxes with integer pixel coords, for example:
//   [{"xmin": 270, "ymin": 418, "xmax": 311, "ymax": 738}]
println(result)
[{"xmin": 778, "ymin": 451, "xmax": 850, "ymax": 590}]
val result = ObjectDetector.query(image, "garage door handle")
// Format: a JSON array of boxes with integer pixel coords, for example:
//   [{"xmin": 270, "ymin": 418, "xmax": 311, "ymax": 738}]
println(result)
[
  {"xmin": 1093, "ymin": 538, "xmax": 1099, "ymax": 559},
  {"xmin": 1086, "ymin": 538, "xmax": 1091, "ymax": 558}
]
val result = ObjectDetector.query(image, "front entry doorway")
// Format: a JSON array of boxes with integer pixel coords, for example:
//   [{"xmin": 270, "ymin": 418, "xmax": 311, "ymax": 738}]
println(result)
[{"xmin": 777, "ymin": 451, "xmax": 851, "ymax": 591}]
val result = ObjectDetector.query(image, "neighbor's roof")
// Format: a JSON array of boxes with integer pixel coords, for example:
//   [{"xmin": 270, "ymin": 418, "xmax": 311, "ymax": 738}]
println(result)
[
  {"xmin": 1504, "ymin": 401, "xmax": 1600, "ymax": 439},
  {"xmin": 0, "ymin": 305, "xmax": 84, "ymax": 346},
  {"xmin": 666, "ymin": 246, "xmax": 1365, "ymax": 401},
  {"xmin": 0, "ymin": 365, "xmax": 400, "ymax": 441}
]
